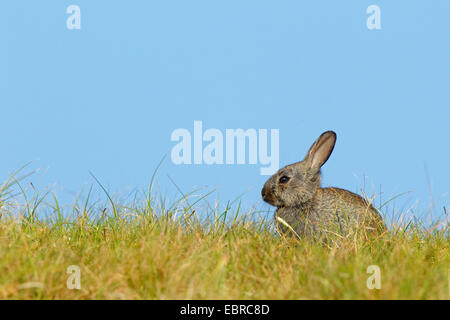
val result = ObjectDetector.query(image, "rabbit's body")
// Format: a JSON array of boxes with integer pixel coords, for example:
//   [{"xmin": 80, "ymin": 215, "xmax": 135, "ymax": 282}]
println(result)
[
  {"xmin": 275, "ymin": 187, "xmax": 383, "ymax": 241},
  {"xmin": 262, "ymin": 131, "xmax": 385, "ymax": 241}
]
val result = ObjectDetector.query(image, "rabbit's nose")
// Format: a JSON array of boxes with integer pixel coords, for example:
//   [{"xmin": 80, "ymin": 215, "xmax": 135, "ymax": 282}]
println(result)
[{"xmin": 261, "ymin": 185, "xmax": 270, "ymax": 202}]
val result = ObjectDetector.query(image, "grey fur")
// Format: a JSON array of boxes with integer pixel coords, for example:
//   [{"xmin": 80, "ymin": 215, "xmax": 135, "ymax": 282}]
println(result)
[{"xmin": 261, "ymin": 131, "xmax": 385, "ymax": 242}]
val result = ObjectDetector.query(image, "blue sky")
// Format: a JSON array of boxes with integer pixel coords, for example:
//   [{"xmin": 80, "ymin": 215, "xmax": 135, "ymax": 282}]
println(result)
[{"xmin": 1, "ymin": 1, "xmax": 449, "ymax": 223}]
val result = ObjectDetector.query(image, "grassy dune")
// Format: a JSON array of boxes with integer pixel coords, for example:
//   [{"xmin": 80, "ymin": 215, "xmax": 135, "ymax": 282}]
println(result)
[{"xmin": 0, "ymin": 170, "xmax": 448, "ymax": 299}]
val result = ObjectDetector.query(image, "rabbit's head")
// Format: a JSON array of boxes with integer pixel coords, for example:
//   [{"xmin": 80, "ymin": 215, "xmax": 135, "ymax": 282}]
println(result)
[{"xmin": 261, "ymin": 131, "xmax": 336, "ymax": 208}]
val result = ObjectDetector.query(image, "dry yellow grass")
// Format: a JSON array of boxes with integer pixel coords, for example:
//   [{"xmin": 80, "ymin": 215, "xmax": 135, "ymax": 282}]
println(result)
[
  {"xmin": 0, "ymin": 205, "xmax": 448, "ymax": 299},
  {"xmin": 0, "ymin": 166, "xmax": 448, "ymax": 299}
]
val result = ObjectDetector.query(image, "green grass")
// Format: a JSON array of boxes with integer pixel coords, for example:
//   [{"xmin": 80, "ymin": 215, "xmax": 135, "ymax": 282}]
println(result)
[{"xmin": 0, "ymin": 168, "xmax": 448, "ymax": 299}]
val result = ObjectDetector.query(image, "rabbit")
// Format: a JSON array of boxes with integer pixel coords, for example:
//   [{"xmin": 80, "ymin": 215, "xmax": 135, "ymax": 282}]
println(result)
[{"xmin": 261, "ymin": 130, "xmax": 385, "ymax": 242}]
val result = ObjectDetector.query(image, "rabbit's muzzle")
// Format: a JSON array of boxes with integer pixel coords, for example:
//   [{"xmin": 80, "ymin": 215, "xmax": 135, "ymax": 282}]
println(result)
[{"xmin": 261, "ymin": 184, "xmax": 276, "ymax": 206}]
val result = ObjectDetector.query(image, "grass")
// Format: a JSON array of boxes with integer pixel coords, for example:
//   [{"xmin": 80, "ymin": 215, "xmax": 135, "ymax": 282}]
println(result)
[{"xmin": 0, "ymin": 168, "xmax": 448, "ymax": 300}]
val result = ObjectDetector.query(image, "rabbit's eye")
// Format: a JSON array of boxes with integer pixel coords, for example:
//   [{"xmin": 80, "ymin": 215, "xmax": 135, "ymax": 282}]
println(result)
[{"xmin": 279, "ymin": 176, "xmax": 290, "ymax": 183}]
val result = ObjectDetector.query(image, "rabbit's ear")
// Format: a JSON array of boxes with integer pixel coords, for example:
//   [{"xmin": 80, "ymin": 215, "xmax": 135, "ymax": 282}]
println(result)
[{"xmin": 304, "ymin": 131, "xmax": 336, "ymax": 170}]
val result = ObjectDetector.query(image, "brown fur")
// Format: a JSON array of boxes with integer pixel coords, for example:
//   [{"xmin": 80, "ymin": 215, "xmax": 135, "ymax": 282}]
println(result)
[{"xmin": 261, "ymin": 131, "xmax": 385, "ymax": 242}]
